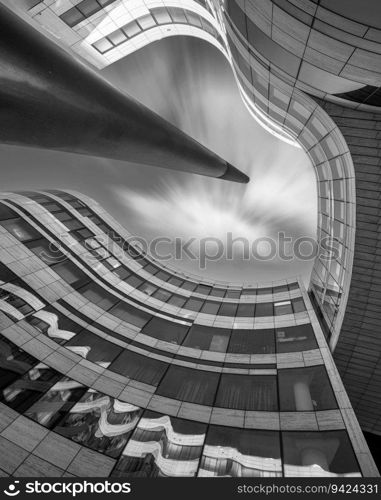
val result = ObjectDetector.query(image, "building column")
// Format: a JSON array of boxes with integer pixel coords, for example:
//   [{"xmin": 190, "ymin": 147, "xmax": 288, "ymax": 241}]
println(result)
[
  {"xmin": 293, "ymin": 378, "xmax": 314, "ymax": 411},
  {"xmin": 301, "ymin": 447, "xmax": 329, "ymax": 471}
]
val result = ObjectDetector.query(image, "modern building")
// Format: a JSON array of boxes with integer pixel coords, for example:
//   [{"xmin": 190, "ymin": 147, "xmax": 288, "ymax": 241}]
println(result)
[
  {"xmin": 0, "ymin": 189, "xmax": 377, "ymax": 477},
  {"xmin": 0, "ymin": 0, "xmax": 380, "ymax": 476}
]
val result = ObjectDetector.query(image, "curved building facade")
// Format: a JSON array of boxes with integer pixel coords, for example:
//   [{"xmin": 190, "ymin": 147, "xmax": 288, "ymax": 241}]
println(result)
[
  {"xmin": 8, "ymin": 0, "xmax": 380, "ymax": 440},
  {"xmin": 0, "ymin": 189, "xmax": 378, "ymax": 477},
  {"xmin": 1, "ymin": 0, "xmax": 381, "ymax": 473}
]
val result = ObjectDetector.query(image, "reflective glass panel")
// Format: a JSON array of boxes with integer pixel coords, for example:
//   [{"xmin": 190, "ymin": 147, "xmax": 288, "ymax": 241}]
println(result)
[
  {"xmin": 282, "ymin": 431, "xmax": 361, "ymax": 477},
  {"xmin": 278, "ymin": 366, "xmax": 337, "ymax": 411},
  {"xmin": 215, "ymin": 374, "xmax": 278, "ymax": 411},
  {"xmin": 199, "ymin": 426, "xmax": 282, "ymax": 477},
  {"xmin": 157, "ymin": 366, "xmax": 219, "ymax": 406}
]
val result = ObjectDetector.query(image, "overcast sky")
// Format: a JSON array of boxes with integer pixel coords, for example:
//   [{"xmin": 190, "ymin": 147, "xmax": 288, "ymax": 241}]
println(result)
[{"xmin": 0, "ymin": 36, "xmax": 317, "ymax": 286}]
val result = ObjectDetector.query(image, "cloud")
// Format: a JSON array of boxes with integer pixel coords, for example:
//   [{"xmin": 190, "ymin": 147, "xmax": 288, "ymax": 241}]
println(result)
[
  {"xmin": 112, "ymin": 140, "xmax": 316, "ymax": 250},
  {"xmin": 104, "ymin": 38, "xmax": 318, "ymax": 284},
  {"xmin": 106, "ymin": 37, "xmax": 316, "ymax": 257}
]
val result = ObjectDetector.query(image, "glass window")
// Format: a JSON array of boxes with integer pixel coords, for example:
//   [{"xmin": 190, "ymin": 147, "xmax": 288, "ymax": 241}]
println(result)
[
  {"xmin": 1, "ymin": 218, "xmax": 40, "ymax": 242},
  {"xmin": 111, "ymin": 255, "xmax": 131, "ymax": 271},
  {"xmin": 123, "ymin": 21, "xmax": 141, "ymax": 38},
  {"xmin": 288, "ymin": 282, "xmax": 300, "ymax": 291},
  {"xmin": 0, "ymin": 289, "xmax": 34, "ymax": 317},
  {"xmin": 225, "ymin": 290, "xmax": 241, "ymax": 299},
  {"xmin": 167, "ymin": 276, "xmax": 183, "ymax": 288},
  {"xmin": 27, "ymin": 307, "xmax": 83, "ymax": 341},
  {"xmin": 215, "ymin": 374, "xmax": 278, "ymax": 411},
  {"xmin": 273, "ymin": 285, "xmax": 288, "ymax": 294},
  {"xmin": 199, "ymin": 426, "xmax": 282, "ymax": 477},
  {"xmin": 209, "ymin": 288, "xmax": 226, "ymax": 298},
  {"xmin": 109, "ymin": 302, "xmax": 151, "ymax": 328},
  {"xmin": 185, "ymin": 11, "xmax": 203, "ymax": 28},
  {"xmin": 226, "ymin": 0, "xmax": 247, "ymax": 37},
  {"xmin": 1, "ymin": 363, "xmax": 62, "ymax": 413},
  {"xmin": 53, "ymin": 211, "xmax": 74, "ymax": 222},
  {"xmin": 0, "ymin": 262, "xmax": 17, "ymax": 283},
  {"xmin": 55, "ymin": 390, "xmax": 142, "ymax": 457},
  {"xmin": 155, "ymin": 271, "xmax": 171, "ymax": 282},
  {"xmin": 200, "ymin": 301, "xmax": 220, "ymax": 315},
  {"xmin": 184, "ymin": 297, "xmax": 204, "ymax": 312},
  {"xmin": 235, "ymin": 47, "xmax": 252, "ymax": 82},
  {"xmin": 107, "ymin": 29, "xmax": 127, "ymax": 46},
  {"xmin": 0, "ymin": 203, "xmax": 18, "ymax": 221},
  {"xmin": 26, "ymin": 238, "xmax": 65, "ymax": 264},
  {"xmin": 157, "ymin": 366, "xmax": 219, "ymax": 406},
  {"xmin": 142, "ymin": 263, "xmax": 158, "ymax": 275},
  {"xmin": 138, "ymin": 282, "xmax": 157, "ymax": 296},
  {"xmin": 0, "ymin": 337, "xmax": 37, "ymax": 393},
  {"xmin": 124, "ymin": 243, "xmax": 144, "ymax": 260},
  {"xmin": 333, "ymin": 180, "xmax": 345, "ymax": 200},
  {"xmin": 218, "ymin": 302, "xmax": 238, "ymax": 317},
  {"xmin": 195, "ymin": 284, "xmax": 212, "ymax": 296},
  {"xmin": 137, "ymin": 14, "xmax": 156, "ymax": 30},
  {"xmin": 60, "ymin": 7, "xmax": 85, "ymax": 27},
  {"xmin": 181, "ymin": 281, "xmax": 198, "ymax": 292},
  {"xmin": 255, "ymin": 303, "xmax": 274, "ymax": 317},
  {"xmin": 278, "ymin": 366, "xmax": 337, "ymax": 412},
  {"xmin": 66, "ymin": 197, "xmax": 87, "ymax": 212},
  {"xmin": 249, "ymin": 17, "xmax": 300, "ymax": 76},
  {"xmin": 110, "ymin": 350, "xmax": 168, "ymax": 386},
  {"xmin": 242, "ymin": 288, "xmax": 257, "ymax": 296},
  {"xmin": 73, "ymin": 228, "xmax": 93, "ymax": 240},
  {"xmin": 93, "ymin": 38, "xmax": 114, "ymax": 54},
  {"xmin": 166, "ymin": 294, "xmax": 186, "ymax": 308},
  {"xmin": 78, "ymin": 283, "xmax": 117, "ymax": 310},
  {"xmin": 25, "ymin": 315, "xmax": 52, "ymax": 338},
  {"xmin": 89, "ymin": 215, "xmax": 101, "ymax": 226},
  {"xmin": 25, "ymin": 0, "xmax": 44, "ymax": 9},
  {"xmin": 152, "ymin": 288, "xmax": 171, "ymax": 302},
  {"xmin": 257, "ymin": 287, "xmax": 273, "ymax": 296},
  {"xmin": 113, "ymin": 266, "xmax": 131, "ymax": 280},
  {"xmin": 125, "ymin": 274, "xmax": 145, "ymax": 289},
  {"xmin": 228, "ymin": 329, "xmax": 275, "ymax": 354},
  {"xmin": 141, "ymin": 317, "xmax": 189, "ymax": 344},
  {"xmin": 282, "ymin": 430, "xmax": 361, "ymax": 477},
  {"xmin": 276, "ymin": 324, "xmax": 318, "ymax": 353},
  {"xmin": 25, "ymin": 377, "xmax": 87, "ymax": 429},
  {"xmin": 51, "ymin": 261, "xmax": 88, "ymax": 288},
  {"xmin": 40, "ymin": 202, "xmax": 62, "ymax": 213},
  {"xmin": 98, "ymin": 0, "xmax": 116, "ymax": 6},
  {"xmin": 113, "ymin": 411, "xmax": 206, "ymax": 477},
  {"xmin": 26, "ymin": 193, "xmax": 52, "ymax": 204},
  {"xmin": 274, "ymin": 300, "xmax": 293, "ymax": 316},
  {"xmin": 183, "ymin": 325, "xmax": 230, "ymax": 352},
  {"xmin": 50, "ymin": 191, "xmax": 74, "ymax": 202},
  {"xmin": 65, "ymin": 219, "xmax": 85, "ymax": 231},
  {"xmin": 77, "ymin": 0, "xmax": 100, "ymax": 17},
  {"xmin": 151, "ymin": 8, "xmax": 172, "ymax": 25},
  {"xmin": 292, "ymin": 297, "xmax": 306, "ymax": 313},
  {"xmin": 65, "ymin": 330, "xmax": 122, "ymax": 366},
  {"xmin": 167, "ymin": 7, "xmax": 187, "ymax": 23},
  {"xmin": 236, "ymin": 303, "xmax": 255, "ymax": 317}
]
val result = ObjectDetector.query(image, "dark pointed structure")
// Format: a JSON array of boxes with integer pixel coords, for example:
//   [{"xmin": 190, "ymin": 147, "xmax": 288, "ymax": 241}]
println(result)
[{"xmin": 0, "ymin": 4, "xmax": 249, "ymax": 184}]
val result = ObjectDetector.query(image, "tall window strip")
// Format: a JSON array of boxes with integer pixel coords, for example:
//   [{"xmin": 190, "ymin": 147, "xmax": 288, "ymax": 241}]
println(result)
[
  {"xmin": 92, "ymin": 7, "xmax": 221, "ymax": 55},
  {"xmin": 60, "ymin": 0, "xmax": 118, "ymax": 28}
]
